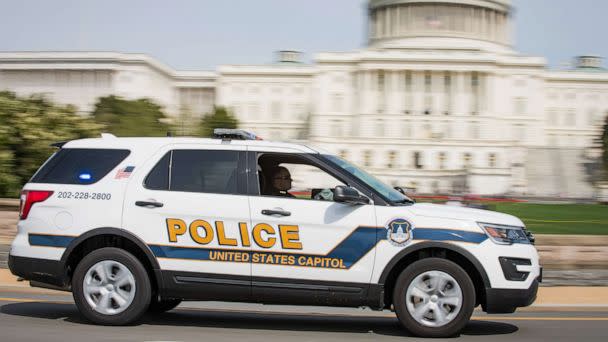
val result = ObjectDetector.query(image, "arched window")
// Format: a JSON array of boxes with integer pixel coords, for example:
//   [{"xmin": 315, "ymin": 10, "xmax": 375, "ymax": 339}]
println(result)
[
  {"xmin": 425, "ymin": 71, "xmax": 432, "ymax": 92},
  {"xmin": 463, "ymin": 152, "xmax": 472, "ymax": 169},
  {"xmin": 587, "ymin": 109, "xmax": 597, "ymax": 126},
  {"xmin": 387, "ymin": 151, "xmax": 397, "ymax": 169},
  {"xmin": 414, "ymin": 151, "xmax": 423, "ymax": 169},
  {"xmin": 438, "ymin": 152, "xmax": 447, "ymax": 170},
  {"xmin": 423, "ymin": 123, "xmax": 432, "ymax": 139},
  {"xmin": 469, "ymin": 122, "xmax": 480, "ymax": 139},
  {"xmin": 363, "ymin": 150, "xmax": 372, "ymax": 167},
  {"xmin": 566, "ymin": 109, "xmax": 576, "ymax": 126},
  {"xmin": 488, "ymin": 153, "xmax": 497, "ymax": 168},
  {"xmin": 330, "ymin": 121, "xmax": 341, "ymax": 137},
  {"xmin": 376, "ymin": 119, "xmax": 385, "ymax": 136},
  {"xmin": 402, "ymin": 121, "xmax": 412, "ymax": 138}
]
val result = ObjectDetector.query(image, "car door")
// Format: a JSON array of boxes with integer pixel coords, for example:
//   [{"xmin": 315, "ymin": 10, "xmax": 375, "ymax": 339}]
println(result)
[
  {"xmin": 246, "ymin": 149, "xmax": 378, "ymax": 306},
  {"xmin": 122, "ymin": 143, "xmax": 252, "ymax": 301}
]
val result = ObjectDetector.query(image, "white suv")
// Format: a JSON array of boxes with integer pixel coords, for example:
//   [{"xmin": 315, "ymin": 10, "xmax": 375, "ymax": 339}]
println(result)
[{"xmin": 9, "ymin": 130, "xmax": 541, "ymax": 338}]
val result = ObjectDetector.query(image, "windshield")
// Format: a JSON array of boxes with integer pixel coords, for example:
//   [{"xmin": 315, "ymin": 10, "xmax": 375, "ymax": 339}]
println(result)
[{"xmin": 323, "ymin": 154, "xmax": 414, "ymax": 204}]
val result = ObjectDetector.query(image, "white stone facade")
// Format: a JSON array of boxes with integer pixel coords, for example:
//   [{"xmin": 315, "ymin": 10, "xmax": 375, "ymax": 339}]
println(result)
[
  {"xmin": 0, "ymin": 52, "xmax": 216, "ymax": 117},
  {"xmin": 1, "ymin": 0, "xmax": 607, "ymax": 197}
]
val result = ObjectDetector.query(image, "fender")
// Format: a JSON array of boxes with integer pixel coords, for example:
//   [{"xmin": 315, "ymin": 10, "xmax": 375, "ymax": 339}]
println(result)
[
  {"xmin": 377, "ymin": 241, "xmax": 491, "ymax": 288},
  {"xmin": 59, "ymin": 227, "xmax": 163, "ymax": 295},
  {"xmin": 60, "ymin": 227, "xmax": 161, "ymax": 270}
]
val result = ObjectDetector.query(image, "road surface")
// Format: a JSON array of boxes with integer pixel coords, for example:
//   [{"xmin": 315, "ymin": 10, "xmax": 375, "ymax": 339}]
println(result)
[{"xmin": 0, "ymin": 286, "xmax": 607, "ymax": 341}]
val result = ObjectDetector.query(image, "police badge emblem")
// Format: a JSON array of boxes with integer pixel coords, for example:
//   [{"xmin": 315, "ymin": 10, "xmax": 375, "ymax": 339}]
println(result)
[{"xmin": 386, "ymin": 218, "xmax": 413, "ymax": 247}]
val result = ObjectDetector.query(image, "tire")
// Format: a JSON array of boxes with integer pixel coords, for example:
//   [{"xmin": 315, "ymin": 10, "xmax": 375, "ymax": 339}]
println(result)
[
  {"xmin": 72, "ymin": 247, "xmax": 152, "ymax": 325},
  {"xmin": 148, "ymin": 298, "xmax": 182, "ymax": 313},
  {"xmin": 392, "ymin": 258, "xmax": 475, "ymax": 338}
]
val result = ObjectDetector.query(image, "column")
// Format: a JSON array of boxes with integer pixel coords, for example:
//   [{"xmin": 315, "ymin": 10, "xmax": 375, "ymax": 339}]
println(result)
[
  {"xmin": 384, "ymin": 7, "xmax": 392, "ymax": 37},
  {"xmin": 352, "ymin": 71, "xmax": 362, "ymax": 137},
  {"xmin": 393, "ymin": 70, "xmax": 401, "ymax": 114},
  {"xmin": 396, "ymin": 5, "xmax": 401, "ymax": 36},
  {"xmin": 454, "ymin": 72, "xmax": 466, "ymax": 116},
  {"xmin": 485, "ymin": 73, "xmax": 494, "ymax": 116},
  {"xmin": 366, "ymin": 70, "xmax": 374, "ymax": 114}
]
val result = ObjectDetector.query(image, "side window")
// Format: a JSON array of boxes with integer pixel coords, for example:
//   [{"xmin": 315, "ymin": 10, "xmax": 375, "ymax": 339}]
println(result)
[
  {"xmin": 257, "ymin": 153, "xmax": 345, "ymax": 201},
  {"xmin": 144, "ymin": 152, "xmax": 170, "ymax": 190},
  {"xmin": 145, "ymin": 150, "xmax": 242, "ymax": 195},
  {"xmin": 30, "ymin": 148, "xmax": 130, "ymax": 184}
]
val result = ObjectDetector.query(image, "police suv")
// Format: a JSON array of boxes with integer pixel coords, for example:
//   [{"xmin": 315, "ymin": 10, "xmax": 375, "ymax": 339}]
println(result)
[{"xmin": 9, "ymin": 129, "xmax": 541, "ymax": 338}]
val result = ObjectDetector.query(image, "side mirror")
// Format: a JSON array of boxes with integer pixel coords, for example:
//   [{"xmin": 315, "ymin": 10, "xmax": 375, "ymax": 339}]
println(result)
[{"xmin": 334, "ymin": 186, "xmax": 369, "ymax": 205}]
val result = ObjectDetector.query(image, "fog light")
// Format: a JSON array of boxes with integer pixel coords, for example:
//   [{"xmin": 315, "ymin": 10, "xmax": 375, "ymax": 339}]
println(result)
[{"xmin": 499, "ymin": 257, "xmax": 531, "ymax": 281}]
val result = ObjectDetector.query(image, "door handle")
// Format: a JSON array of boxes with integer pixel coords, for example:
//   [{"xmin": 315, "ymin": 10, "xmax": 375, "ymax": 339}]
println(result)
[
  {"xmin": 261, "ymin": 209, "xmax": 291, "ymax": 217},
  {"xmin": 135, "ymin": 200, "xmax": 164, "ymax": 208}
]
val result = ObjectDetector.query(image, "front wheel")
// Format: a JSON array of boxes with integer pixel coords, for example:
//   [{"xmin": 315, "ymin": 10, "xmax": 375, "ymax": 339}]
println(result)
[
  {"xmin": 72, "ymin": 247, "xmax": 152, "ymax": 325},
  {"xmin": 393, "ymin": 258, "xmax": 475, "ymax": 338}
]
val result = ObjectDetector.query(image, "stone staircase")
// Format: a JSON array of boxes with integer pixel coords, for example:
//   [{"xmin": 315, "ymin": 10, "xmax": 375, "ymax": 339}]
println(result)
[{"xmin": 525, "ymin": 148, "xmax": 595, "ymax": 198}]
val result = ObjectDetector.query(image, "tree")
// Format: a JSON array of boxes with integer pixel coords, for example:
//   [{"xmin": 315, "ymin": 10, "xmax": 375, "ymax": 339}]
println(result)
[
  {"xmin": 199, "ymin": 106, "xmax": 239, "ymax": 137},
  {"xmin": 92, "ymin": 96, "xmax": 170, "ymax": 137},
  {"xmin": 0, "ymin": 92, "xmax": 101, "ymax": 197},
  {"xmin": 0, "ymin": 122, "xmax": 18, "ymax": 197}
]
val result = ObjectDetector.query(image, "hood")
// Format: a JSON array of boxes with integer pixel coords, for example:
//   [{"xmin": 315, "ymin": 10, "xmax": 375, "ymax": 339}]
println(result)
[{"xmin": 408, "ymin": 203, "xmax": 524, "ymax": 227}]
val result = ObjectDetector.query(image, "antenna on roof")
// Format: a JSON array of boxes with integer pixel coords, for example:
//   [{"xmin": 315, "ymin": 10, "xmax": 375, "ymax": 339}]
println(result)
[
  {"xmin": 166, "ymin": 131, "xmax": 173, "ymax": 137},
  {"xmin": 101, "ymin": 133, "xmax": 116, "ymax": 139}
]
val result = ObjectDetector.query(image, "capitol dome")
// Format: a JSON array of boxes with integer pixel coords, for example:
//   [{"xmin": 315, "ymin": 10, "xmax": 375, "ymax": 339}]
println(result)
[{"xmin": 368, "ymin": 0, "xmax": 513, "ymax": 51}]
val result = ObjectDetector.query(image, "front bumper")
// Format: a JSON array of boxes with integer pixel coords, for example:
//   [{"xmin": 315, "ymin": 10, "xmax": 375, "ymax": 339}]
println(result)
[{"xmin": 483, "ymin": 277, "xmax": 540, "ymax": 314}]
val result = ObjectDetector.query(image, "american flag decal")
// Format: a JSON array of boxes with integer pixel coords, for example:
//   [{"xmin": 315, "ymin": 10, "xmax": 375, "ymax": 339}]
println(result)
[{"xmin": 115, "ymin": 166, "xmax": 135, "ymax": 179}]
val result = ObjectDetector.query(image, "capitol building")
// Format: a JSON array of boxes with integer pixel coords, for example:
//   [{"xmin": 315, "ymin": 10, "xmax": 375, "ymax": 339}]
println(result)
[{"xmin": 1, "ymin": 0, "xmax": 607, "ymax": 197}]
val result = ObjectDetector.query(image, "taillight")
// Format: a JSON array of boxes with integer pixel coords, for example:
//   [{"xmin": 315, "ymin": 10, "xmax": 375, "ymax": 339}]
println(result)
[{"xmin": 19, "ymin": 190, "xmax": 54, "ymax": 220}]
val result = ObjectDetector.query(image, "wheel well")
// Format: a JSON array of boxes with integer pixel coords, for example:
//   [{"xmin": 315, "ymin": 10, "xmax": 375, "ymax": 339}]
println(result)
[
  {"xmin": 64, "ymin": 234, "xmax": 159, "ymax": 295},
  {"xmin": 382, "ymin": 247, "xmax": 486, "ymax": 309}
]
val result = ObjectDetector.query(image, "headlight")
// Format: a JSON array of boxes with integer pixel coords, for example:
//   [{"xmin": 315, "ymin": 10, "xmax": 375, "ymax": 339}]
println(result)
[{"xmin": 478, "ymin": 222, "xmax": 531, "ymax": 245}]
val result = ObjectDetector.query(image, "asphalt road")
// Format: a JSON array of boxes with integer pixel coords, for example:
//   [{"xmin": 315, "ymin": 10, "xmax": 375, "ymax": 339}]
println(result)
[{"xmin": 0, "ymin": 288, "xmax": 607, "ymax": 342}]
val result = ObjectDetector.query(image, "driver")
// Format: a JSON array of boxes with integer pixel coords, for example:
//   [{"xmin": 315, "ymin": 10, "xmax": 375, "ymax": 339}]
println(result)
[{"xmin": 268, "ymin": 166, "xmax": 295, "ymax": 198}]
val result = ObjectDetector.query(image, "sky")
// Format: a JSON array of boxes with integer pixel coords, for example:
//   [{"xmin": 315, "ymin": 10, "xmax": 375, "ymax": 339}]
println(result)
[{"xmin": 0, "ymin": 0, "xmax": 606, "ymax": 70}]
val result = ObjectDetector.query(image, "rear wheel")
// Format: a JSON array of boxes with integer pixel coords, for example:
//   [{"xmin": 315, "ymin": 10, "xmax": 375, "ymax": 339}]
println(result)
[
  {"xmin": 72, "ymin": 247, "xmax": 151, "ymax": 325},
  {"xmin": 393, "ymin": 258, "xmax": 475, "ymax": 338}
]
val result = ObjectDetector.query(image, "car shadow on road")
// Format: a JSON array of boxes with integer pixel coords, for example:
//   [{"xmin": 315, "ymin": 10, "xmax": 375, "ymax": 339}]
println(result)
[{"xmin": 1, "ymin": 302, "xmax": 518, "ymax": 338}]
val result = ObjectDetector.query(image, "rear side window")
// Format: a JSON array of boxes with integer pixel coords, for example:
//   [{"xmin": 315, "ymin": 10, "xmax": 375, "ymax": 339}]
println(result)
[
  {"xmin": 144, "ymin": 152, "xmax": 170, "ymax": 190},
  {"xmin": 30, "ymin": 148, "xmax": 130, "ymax": 184},
  {"xmin": 144, "ymin": 150, "xmax": 243, "ymax": 195}
]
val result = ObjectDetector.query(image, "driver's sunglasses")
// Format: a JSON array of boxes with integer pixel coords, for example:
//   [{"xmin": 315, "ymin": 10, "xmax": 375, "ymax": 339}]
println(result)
[{"xmin": 274, "ymin": 176, "xmax": 292, "ymax": 181}]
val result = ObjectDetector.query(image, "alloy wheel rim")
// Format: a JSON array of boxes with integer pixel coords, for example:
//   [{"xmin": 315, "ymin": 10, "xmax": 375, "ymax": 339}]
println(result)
[
  {"xmin": 405, "ymin": 270, "xmax": 463, "ymax": 327},
  {"xmin": 83, "ymin": 260, "xmax": 136, "ymax": 315}
]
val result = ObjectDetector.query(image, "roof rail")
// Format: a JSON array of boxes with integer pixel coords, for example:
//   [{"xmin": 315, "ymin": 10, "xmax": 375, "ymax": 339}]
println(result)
[{"xmin": 50, "ymin": 141, "xmax": 67, "ymax": 148}]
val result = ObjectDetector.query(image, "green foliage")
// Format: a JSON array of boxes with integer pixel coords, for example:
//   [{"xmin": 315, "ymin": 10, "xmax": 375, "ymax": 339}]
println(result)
[
  {"xmin": 92, "ymin": 96, "xmax": 169, "ymax": 137},
  {"xmin": 199, "ymin": 106, "xmax": 238, "ymax": 137},
  {"xmin": 0, "ymin": 91, "xmax": 102, "ymax": 197}
]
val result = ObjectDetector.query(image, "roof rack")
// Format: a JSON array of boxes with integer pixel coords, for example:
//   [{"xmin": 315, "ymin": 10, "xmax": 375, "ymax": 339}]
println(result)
[{"xmin": 213, "ymin": 128, "xmax": 261, "ymax": 141}]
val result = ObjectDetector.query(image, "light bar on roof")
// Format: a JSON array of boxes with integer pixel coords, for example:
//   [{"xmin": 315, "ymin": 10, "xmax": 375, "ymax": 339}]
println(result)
[{"xmin": 213, "ymin": 128, "xmax": 261, "ymax": 140}]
